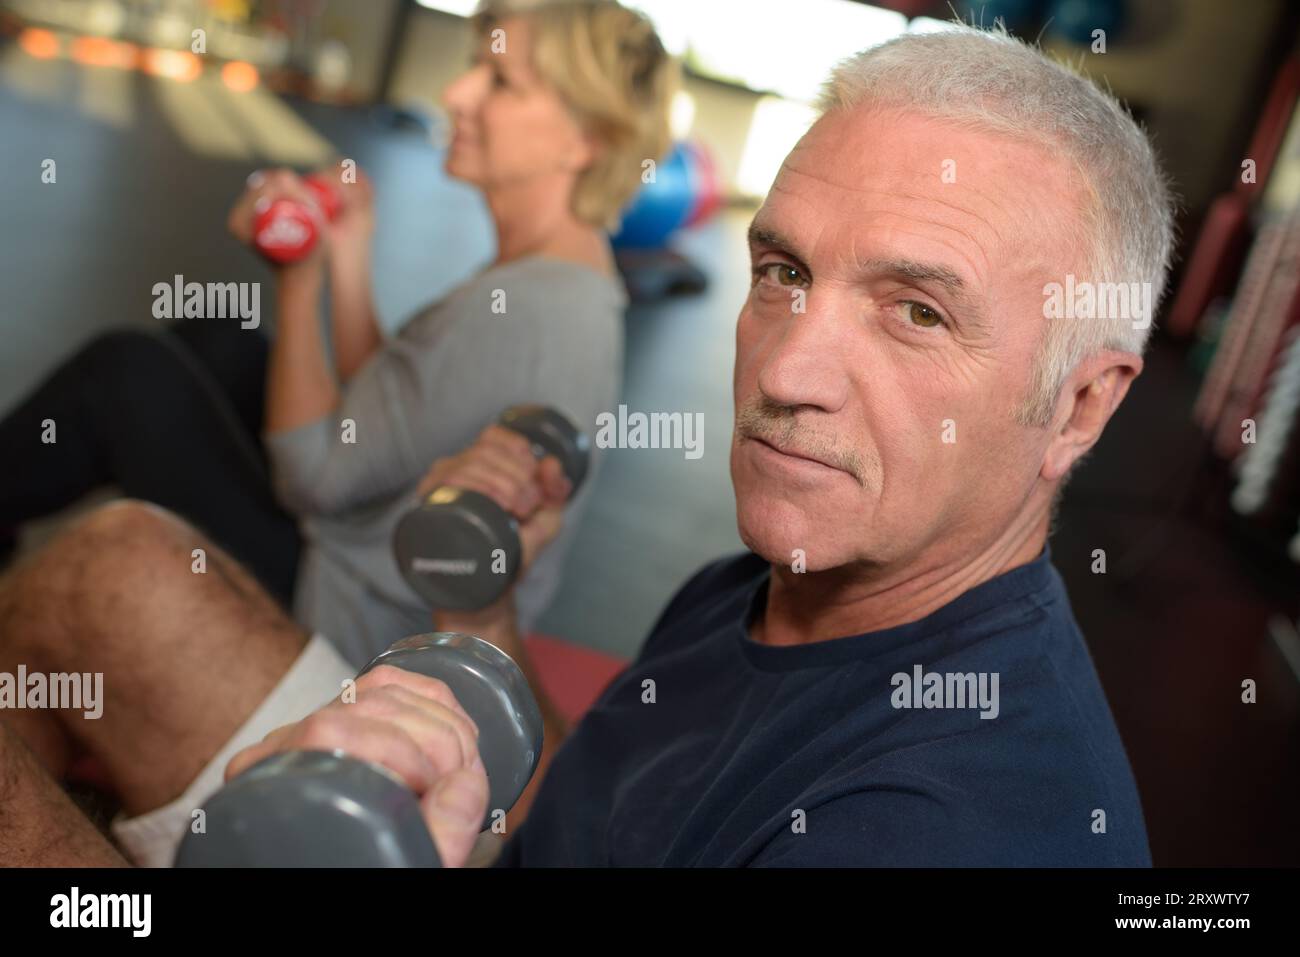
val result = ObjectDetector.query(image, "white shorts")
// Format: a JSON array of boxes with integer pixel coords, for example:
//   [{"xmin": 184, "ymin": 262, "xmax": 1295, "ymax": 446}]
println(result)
[{"xmin": 110, "ymin": 633, "xmax": 354, "ymax": 868}]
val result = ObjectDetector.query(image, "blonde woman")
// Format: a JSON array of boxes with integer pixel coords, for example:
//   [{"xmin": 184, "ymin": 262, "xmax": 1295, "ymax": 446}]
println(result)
[{"xmin": 0, "ymin": 0, "xmax": 676, "ymax": 668}]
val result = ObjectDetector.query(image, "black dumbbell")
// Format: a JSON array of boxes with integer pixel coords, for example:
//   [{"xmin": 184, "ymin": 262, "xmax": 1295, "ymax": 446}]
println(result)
[
  {"xmin": 393, "ymin": 405, "xmax": 590, "ymax": 610},
  {"xmin": 174, "ymin": 632, "xmax": 543, "ymax": 867}
]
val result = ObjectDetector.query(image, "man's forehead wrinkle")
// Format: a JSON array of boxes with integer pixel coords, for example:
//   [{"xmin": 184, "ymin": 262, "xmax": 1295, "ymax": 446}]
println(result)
[
  {"xmin": 779, "ymin": 152, "xmax": 885, "ymax": 196},
  {"xmin": 888, "ymin": 185, "xmax": 1012, "ymax": 253},
  {"xmin": 774, "ymin": 161, "xmax": 1016, "ymax": 255},
  {"xmin": 763, "ymin": 174, "xmax": 808, "ymax": 214},
  {"xmin": 779, "ymin": 141, "xmax": 1067, "ymax": 265},
  {"xmin": 764, "ymin": 158, "xmax": 1064, "ymax": 296},
  {"xmin": 863, "ymin": 210, "xmax": 993, "ymax": 278},
  {"xmin": 847, "ymin": 215, "xmax": 994, "ymax": 288}
]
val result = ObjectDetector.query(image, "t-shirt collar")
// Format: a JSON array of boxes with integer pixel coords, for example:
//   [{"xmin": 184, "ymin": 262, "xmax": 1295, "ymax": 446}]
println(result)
[{"xmin": 736, "ymin": 542, "xmax": 1055, "ymax": 672}]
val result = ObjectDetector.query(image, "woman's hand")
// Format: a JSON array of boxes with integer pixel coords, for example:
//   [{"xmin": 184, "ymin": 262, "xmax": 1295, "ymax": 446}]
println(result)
[
  {"xmin": 227, "ymin": 168, "xmax": 329, "ymax": 280},
  {"xmin": 315, "ymin": 162, "xmax": 376, "ymax": 256},
  {"xmin": 224, "ymin": 666, "xmax": 489, "ymax": 868}
]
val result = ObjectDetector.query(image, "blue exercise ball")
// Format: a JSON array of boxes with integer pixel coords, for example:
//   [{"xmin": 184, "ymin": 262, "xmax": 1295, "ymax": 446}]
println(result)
[{"xmin": 612, "ymin": 142, "xmax": 695, "ymax": 249}]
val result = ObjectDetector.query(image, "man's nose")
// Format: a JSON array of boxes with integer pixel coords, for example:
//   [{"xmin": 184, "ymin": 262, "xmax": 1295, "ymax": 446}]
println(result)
[{"xmin": 755, "ymin": 300, "xmax": 851, "ymax": 412}]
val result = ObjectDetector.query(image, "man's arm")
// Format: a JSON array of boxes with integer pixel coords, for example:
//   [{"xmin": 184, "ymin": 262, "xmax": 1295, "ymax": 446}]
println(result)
[{"xmin": 747, "ymin": 789, "xmax": 995, "ymax": 867}]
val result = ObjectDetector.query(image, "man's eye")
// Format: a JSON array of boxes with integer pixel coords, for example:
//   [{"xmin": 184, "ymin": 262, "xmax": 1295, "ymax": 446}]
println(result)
[
  {"xmin": 901, "ymin": 301, "xmax": 945, "ymax": 329},
  {"xmin": 755, "ymin": 263, "xmax": 808, "ymax": 288}
]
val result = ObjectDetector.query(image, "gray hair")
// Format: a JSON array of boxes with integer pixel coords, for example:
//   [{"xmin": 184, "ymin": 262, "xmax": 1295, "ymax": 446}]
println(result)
[{"xmin": 816, "ymin": 24, "xmax": 1177, "ymax": 428}]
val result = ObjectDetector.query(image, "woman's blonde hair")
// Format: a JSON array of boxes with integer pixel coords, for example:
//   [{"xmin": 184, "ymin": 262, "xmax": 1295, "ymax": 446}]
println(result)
[{"xmin": 473, "ymin": 0, "xmax": 679, "ymax": 229}]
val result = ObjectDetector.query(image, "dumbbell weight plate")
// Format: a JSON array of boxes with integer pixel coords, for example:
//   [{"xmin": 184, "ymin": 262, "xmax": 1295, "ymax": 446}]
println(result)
[
  {"xmin": 393, "ymin": 489, "xmax": 522, "ymax": 609},
  {"xmin": 365, "ymin": 632, "xmax": 543, "ymax": 829},
  {"xmin": 173, "ymin": 750, "xmax": 441, "ymax": 868}
]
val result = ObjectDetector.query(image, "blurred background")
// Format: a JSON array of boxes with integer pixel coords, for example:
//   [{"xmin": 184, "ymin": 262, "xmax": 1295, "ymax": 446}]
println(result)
[{"xmin": 1, "ymin": 0, "xmax": 1298, "ymax": 866}]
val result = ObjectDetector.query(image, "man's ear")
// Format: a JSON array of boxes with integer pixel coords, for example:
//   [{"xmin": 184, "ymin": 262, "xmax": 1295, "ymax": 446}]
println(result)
[{"xmin": 1041, "ymin": 351, "xmax": 1143, "ymax": 483}]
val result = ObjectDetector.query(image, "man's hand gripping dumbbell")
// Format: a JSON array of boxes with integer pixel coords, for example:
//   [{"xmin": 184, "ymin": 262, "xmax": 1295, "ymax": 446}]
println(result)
[
  {"xmin": 175, "ymin": 411, "xmax": 580, "ymax": 866},
  {"xmin": 174, "ymin": 632, "xmax": 542, "ymax": 868}
]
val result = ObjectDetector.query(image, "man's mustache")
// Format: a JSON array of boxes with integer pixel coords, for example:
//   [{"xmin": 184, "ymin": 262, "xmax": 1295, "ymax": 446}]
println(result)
[{"xmin": 735, "ymin": 400, "xmax": 867, "ymax": 485}]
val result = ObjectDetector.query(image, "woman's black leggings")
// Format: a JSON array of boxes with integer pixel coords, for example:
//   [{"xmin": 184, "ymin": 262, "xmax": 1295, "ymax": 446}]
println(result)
[{"xmin": 0, "ymin": 319, "xmax": 301, "ymax": 605}]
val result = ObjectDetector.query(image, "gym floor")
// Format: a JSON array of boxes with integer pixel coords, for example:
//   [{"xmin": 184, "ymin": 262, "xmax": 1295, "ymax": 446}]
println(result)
[{"xmin": 1, "ymin": 43, "xmax": 1297, "ymax": 866}]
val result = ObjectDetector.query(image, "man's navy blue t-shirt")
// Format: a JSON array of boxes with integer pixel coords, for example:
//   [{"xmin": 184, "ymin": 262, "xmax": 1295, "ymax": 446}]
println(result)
[{"xmin": 496, "ymin": 545, "xmax": 1150, "ymax": 866}]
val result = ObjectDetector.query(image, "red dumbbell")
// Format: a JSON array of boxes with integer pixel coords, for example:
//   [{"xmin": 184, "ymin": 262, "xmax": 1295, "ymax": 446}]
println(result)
[{"xmin": 252, "ymin": 174, "xmax": 341, "ymax": 264}]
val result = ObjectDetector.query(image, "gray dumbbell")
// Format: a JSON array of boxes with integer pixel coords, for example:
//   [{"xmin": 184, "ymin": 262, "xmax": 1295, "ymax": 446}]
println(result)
[
  {"xmin": 173, "ymin": 632, "xmax": 543, "ymax": 868},
  {"xmin": 393, "ymin": 405, "xmax": 590, "ymax": 610}
]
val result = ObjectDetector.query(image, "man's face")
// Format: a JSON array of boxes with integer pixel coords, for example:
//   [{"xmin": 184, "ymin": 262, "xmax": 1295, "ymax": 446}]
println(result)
[{"xmin": 731, "ymin": 105, "xmax": 1089, "ymax": 573}]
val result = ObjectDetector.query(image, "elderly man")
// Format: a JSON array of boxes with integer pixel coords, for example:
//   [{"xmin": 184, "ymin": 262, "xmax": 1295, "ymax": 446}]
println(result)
[{"xmin": 0, "ymin": 25, "xmax": 1169, "ymax": 867}]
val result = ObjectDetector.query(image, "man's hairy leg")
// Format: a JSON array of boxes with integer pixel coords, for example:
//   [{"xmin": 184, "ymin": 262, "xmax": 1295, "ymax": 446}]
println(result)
[
  {"xmin": 0, "ymin": 499, "xmax": 309, "ymax": 815},
  {"xmin": 0, "ymin": 721, "xmax": 127, "ymax": 866}
]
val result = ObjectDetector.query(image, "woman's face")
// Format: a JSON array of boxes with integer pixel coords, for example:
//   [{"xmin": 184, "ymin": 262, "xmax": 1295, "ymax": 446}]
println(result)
[{"xmin": 441, "ymin": 17, "xmax": 592, "ymax": 191}]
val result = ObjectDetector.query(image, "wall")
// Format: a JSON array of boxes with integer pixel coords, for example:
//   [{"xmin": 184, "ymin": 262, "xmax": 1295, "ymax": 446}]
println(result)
[{"xmin": 1042, "ymin": 0, "xmax": 1290, "ymax": 215}]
